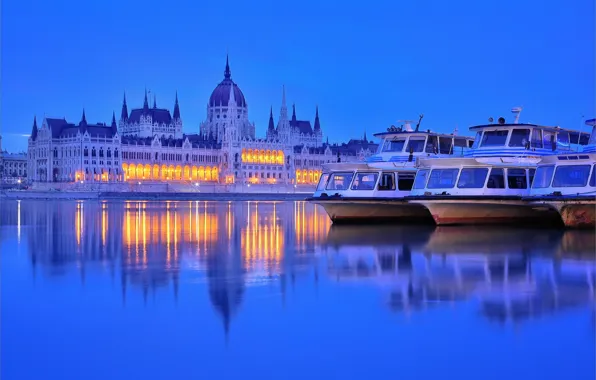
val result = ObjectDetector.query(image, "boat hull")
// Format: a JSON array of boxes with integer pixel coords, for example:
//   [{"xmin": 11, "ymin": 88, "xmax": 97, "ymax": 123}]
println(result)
[
  {"xmin": 530, "ymin": 197, "xmax": 596, "ymax": 229},
  {"xmin": 308, "ymin": 198, "xmax": 432, "ymax": 224},
  {"xmin": 408, "ymin": 197, "xmax": 561, "ymax": 226}
]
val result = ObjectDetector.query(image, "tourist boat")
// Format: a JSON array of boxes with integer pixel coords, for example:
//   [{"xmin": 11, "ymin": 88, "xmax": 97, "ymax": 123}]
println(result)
[
  {"xmin": 308, "ymin": 116, "xmax": 475, "ymax": 223},
  {"xmin": 524, "ymin": 119, "xmax": 596, "ymax": 228},
  {"xmin": 406, "ymin": 108, "xmax": 591, "ymax": 226}
]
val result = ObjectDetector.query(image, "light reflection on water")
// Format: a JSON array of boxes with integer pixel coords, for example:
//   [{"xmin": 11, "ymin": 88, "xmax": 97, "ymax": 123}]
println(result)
[{"xmin": 1, "ymin": 200, "xmax": 594, "ymax": 380}]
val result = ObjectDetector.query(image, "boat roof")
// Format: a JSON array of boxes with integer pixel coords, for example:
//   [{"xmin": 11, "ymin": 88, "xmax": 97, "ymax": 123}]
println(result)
[
  {"xmin": 417, "ymin": 156, "xmax": 541, "ymax": 168},
  {"xmin": 322, "ymin": 161, "xmax": 418, "ymax": 172},
  {"xmin": 470, "ymin": 123, "xmax": 590, "ymax": 135},
  {"xmin": 373, "ymin": 130, "xmax": 472, "ymax": 139}
]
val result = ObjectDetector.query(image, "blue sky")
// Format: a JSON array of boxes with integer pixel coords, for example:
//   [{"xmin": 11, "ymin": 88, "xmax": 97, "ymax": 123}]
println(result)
[{"xmin": 2, "ymin": 0, "xmax": 594, "ymax": 152}]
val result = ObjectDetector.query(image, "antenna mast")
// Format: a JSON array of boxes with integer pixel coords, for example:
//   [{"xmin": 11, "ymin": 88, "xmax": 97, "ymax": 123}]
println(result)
[{"xmin": 511, "ymin": 107, "xmax": 523, "ymax": 124}]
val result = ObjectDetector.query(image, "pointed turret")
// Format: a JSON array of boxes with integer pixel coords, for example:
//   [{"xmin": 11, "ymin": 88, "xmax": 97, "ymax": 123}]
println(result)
[
  {"xmin": 363, "ymin": 131, "xmax": 367, "ymax": 142},
  {"xmin": 268, "ymin": 106, "xmax": 275, "ymax": 132},
  {"xmin": 31, "ymin": 116, "xmax": 38, "ymax": 141},
  {"xmin": 153, "ymin": 94, "xmax": 157, "ymax": 109},
  {"xmin": 279, "ymin": 85, "xmax": 288, "ymax": 121},
  {"xmin": 143, "ymin": 88, "xmax": 149, "ymax": 111},
  {"xmin": 291, "ymin": 104, "xmax": 297, "ymax": 122},
  {"xmin": 314, "ymin": 106, "xmax": 321, "ymax": 132},
  {"xmin": 111, "ymin": 111, "xmax": 118, "ymax": 134},
  {"xmin": 173, "ymin": 91, "xmax": 181, "ymax": 120},
  {"xmin": 120, "ymin": 92, "xmax": 128, "ymax": 121},
  {"xmin": 80, "ymin": 109, "xmax": 87, "ymax": 125},
  {"xmin": 224, "ymin": 54, "xmax": 231, "ymax": 80}
]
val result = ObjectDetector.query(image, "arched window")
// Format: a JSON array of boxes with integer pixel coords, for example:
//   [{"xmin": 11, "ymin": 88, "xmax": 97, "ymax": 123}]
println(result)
[
  {"xmin": 107, "ymin": 149, "xmax": 111, "ymax": 158},
  {"xmin": 114, "ymin": 149, "xmax": 119, "ymax": 158},
  {"xmin": 235, "ymin": 153, "xmax": 239, "ymax": 163},
  {"xmin": 99, "ymin": 148, "xmax": 104, "ymax": 157},
  {"xmin": 84, "ymin": 147, "xmax": 89, "ymax": 157},
  {"xmin": 92, "ymin": 148, "xmax": 96, "ymax": 157}
]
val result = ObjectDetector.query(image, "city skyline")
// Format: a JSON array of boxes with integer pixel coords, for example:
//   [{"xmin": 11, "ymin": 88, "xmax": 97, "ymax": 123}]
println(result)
[{"xmin": 2, "ymin": 0, "xmax": 595, "ymax": 153}]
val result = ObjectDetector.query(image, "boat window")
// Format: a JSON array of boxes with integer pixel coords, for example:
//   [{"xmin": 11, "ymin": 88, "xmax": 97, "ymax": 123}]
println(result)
[
  {"xmin": 508, "ymin": 129, "xmax": 530, "ymax": 147},
  {"xmin": 378, "ymin": 172, "xmax": 396, "ymax": 191},
  {"xmin": 316, "ymin": 173, "xmax": 330, "ymax": 191},
  {"xmin": 529, "ymin": 168, "xmax": 536, "ymax": 187},
  {"xmin": 590, "ymin": 165, "xmax": 596, "ymax": 187},
  {"xmin": 326, "ymin": 172, "xmax": 354, "ymax": 191},
  {"xmin": 351, "ymin": 172, "xmax": 379, "ymax": 191},
  {"xmin": 397, "ymin": 172, "xmax": 416, "ymax": 191},
  {"xmin": 382, "ymin": 137, "xmax": 406, "ymax": 153},
  {"xmin": 532, "ymin": 166, "xmax": 555, "ymax": 188},
  {"xmin": 543, "ymin": 131, "xmax": 556, "ymax": 151},
  {"xmin": 507, "ymin": 168, "xmax": 528, "ymax": 189},
  {"xmin": 406, "ymin": 137, "xmax": 426, "ymax": 153},
  {"xmin": 590, "ymin": 131, "xmax": 596, "ymax": 146},
  {"xmin": 425, "ymin": 136, "xmax": 438, "ymax": 154},
  {"xmin": 481, "ymin": 130, "xmax": 508, "ymax": 147},
  {"xmin": 557, "ymin": 131, "xmax": 570, "ymax": 149},
  {"xmin": 486, "ymin": 168, "xmax": 505, "ymax": 189},
  {"xmin": 412, "ymin": 169, "xmax": 429, "ymax": 189},
  {"xmin": 457, "ymin": 168, "xmax": 489, "ymax": 188},
  {"xmin": 427, "ymin": 168, "xmax": 459, "ymax": 189},
  {"xmin": 454, "ymin": 137, "xmax": 468, "ymax": 147},
  {"xmin": 471, "ymin": 131, "xmax": 482, "ymax": 149},
  {"xmin": 531, "ymin": 129, "xmax": 543, "ymax": 148},
  {"xmin": 552, "ymin": 165, "xmax": 592, "ymax": 187},
  {"xmin": 438, "ymin": 137, "xmax": 454, "ymax": 154}
]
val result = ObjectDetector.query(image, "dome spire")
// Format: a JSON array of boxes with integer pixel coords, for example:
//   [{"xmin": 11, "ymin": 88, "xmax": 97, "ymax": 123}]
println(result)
[{"xmin": 224, "ymin": 54, "xmax": 231, "ymax": 80}]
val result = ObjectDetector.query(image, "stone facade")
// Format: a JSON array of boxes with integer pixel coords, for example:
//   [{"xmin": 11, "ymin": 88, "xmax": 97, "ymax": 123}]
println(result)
[{"xmin": 26, "ymin": 56, "xmax": 377, "ymax": 188}]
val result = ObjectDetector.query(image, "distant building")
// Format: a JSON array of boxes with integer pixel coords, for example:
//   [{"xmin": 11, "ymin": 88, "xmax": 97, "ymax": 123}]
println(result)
[
  {"xmin": 26, "ymin": 56, "xmax": 375, "ymax": 187},
  {"xmin": 1, "ymin": 137, "xmax": 28, "ymax": 184}
]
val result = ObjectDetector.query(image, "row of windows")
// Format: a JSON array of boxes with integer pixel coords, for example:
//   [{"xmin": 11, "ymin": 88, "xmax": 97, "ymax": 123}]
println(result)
[
  {"xmin": 533, "ymin": 164, "xmax": 596, "ymax": 188},
  {"xmin": 122, "ymin": 151, "xmax": 218, "ymax": 163},
  {"xmin": 320, "ymin": 171, "xmax": 415, "ymax": 192},
  {"xmin": 413, "ymin": 167, "xmax": 534, "ymax": 190}
]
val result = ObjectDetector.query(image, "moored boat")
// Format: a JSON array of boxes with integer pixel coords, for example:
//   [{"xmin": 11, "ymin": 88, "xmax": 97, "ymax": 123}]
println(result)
[
  {"xmin": 406, "ymin": 109, "xmax": 591, "ymax": 226},
  {"xmin": 308, "ymin": 117, "xmax": 474, "ymax": 223}
]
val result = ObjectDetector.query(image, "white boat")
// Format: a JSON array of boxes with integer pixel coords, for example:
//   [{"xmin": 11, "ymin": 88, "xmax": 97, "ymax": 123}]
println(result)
[
  {"xmin": 406, "ymin": 108, "xmax": 591, "ymax": 226},
  {"xmin": 308, "ymin": 117, "xmax": 474, "ymax": 223},
  {"xmin": 524, "ymin": 119, "xmax": 596, "ymax": 228}
]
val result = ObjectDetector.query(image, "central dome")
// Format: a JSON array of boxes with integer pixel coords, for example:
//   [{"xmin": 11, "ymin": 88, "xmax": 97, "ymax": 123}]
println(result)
[{"xmin": 209, "ymin": 56, "xmax": 247, "ymax": 108}]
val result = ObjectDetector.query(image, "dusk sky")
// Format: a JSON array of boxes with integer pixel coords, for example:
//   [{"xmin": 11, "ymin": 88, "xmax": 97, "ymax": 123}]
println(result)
[{"xmin": 2, "ymin": 0, "xmax": 594, "ymax": 152}]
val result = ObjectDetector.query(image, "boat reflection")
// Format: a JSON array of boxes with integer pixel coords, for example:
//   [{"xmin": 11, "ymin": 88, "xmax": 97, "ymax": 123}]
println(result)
[{"xmin": 324, "ymin": 224, "xmax": 596, "ymax": 322}]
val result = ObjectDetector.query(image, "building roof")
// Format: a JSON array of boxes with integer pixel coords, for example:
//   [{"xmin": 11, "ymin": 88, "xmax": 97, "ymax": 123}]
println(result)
[{"xmin": 208, "ymin": 55, "xmax": 247, "ymax": 108}]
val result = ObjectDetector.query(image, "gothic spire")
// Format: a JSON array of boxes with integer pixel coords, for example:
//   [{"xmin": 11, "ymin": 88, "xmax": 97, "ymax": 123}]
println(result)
[
  {"xmin": 81, "ymin": 109, "xmax": 87, "ymax": 124},
  {"xmin": 121, "ymin": 92, "xmax": 128, "ymax": 121},
  {"xmin": 153, "ymin": 94, "xmax": 157, "ymax": 109},
  {"xmin": 268, "ymin": 106, "xmax": 275, "ymax": 131},
  {"xmin": 111, "ymin": 111, "xmax": 118, "ymax": 134},
  {"xmin": 314, "ymin": 105, "xmax": 321, "ymax": 131},
  {"xmin": 224, "ymin": 54, "xmax": 231, "ymax": 80},
  {"xmin": 291, "ymin": 103, "xmax": 297, "ymax": 122},
  {"xmin": 363, "ymin": 131, "xmax": 367, "ymax": 142},
  {"xmin": 143, "ymin": 88, "xmax": 149, "ymax": 110},
  {"xmin": 173, "ymin": 91, "xmax": 181, "ymax": 120},
  {"xmin": 31, "ymin": 115, "xmax": 38, "ymax": 141}
]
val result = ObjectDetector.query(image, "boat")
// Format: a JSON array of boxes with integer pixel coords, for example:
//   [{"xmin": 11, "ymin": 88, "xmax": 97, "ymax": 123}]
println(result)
[
  {"xmin": 406, "ymin": 108, "xmax": 591, "ymax": 226},
  {"xmin": 308, "ymin": 116, "xmax": 475, "ymax": 223},
  {"xmin": 524, "ymin": 118, "xmax": 596, "ymax": 228}
]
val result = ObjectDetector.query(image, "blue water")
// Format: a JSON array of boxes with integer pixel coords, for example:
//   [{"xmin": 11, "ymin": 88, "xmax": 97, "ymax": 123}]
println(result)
[{"xmin": 1, "ymin": 200, "xmax": 594, "ymax": 380}]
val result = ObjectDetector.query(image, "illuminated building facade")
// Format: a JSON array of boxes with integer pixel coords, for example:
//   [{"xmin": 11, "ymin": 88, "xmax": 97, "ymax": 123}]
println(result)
[{"xmin": 26, "ymin": 56, "xmax": 377, "ymax": 188}]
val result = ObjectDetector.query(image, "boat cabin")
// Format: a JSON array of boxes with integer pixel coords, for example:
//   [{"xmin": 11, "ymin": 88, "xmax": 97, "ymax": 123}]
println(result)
[
  {"xmin": 313, "ymin": 162, "xmax": 418, "ymax": 199},
  {"xmin": 409, "ymin": 157, "xmax": 538, "ymax": 197},
  {"xmin": 466, "ymin": 123, "xmax": 591, "ymax": 158},
  {"xmin": 530, "ymin": 153, "xmax": 596, "ymax": 196},
  {"xmin": 368, "ymin": 130, "xmax": 474, "ymax": 164}
]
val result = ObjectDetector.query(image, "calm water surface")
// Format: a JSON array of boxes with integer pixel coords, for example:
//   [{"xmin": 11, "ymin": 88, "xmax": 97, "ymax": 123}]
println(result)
[{"xmin": 1, "ymin": 200, "xmax": 594, "ymax": 380}]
